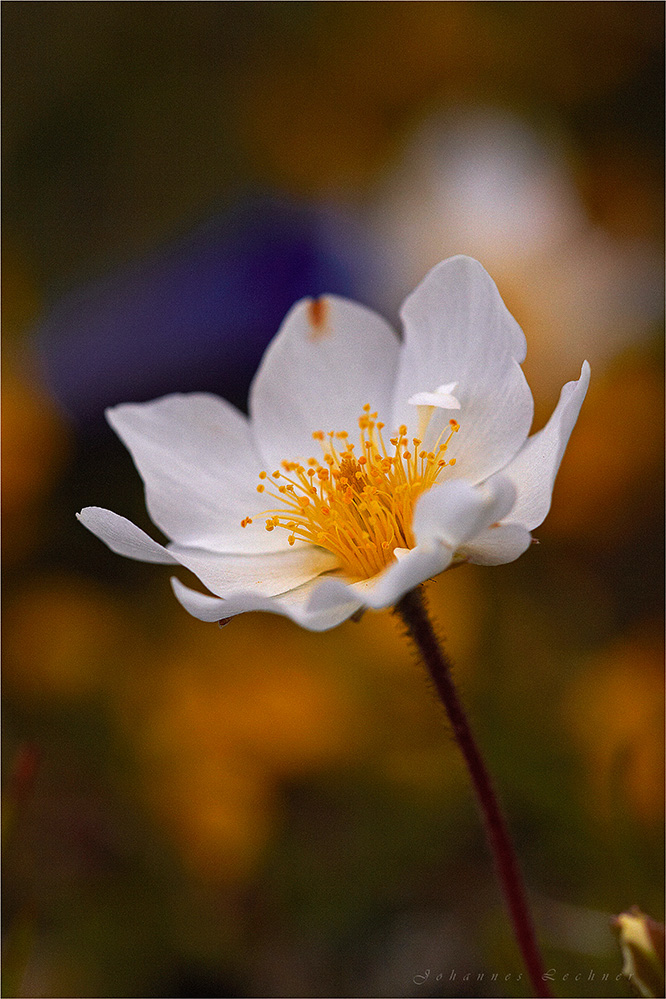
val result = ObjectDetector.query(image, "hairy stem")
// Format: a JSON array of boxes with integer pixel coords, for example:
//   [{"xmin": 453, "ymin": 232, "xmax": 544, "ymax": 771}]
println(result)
[{"xmin": 395, "ymin": 585, "xmax": 553, "ymax": 999}]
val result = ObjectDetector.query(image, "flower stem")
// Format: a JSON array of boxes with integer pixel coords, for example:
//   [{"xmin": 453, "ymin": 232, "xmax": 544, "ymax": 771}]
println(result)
[{"xmin": 394, "ymin": 585, "xmax": 553, "ymax": 999}]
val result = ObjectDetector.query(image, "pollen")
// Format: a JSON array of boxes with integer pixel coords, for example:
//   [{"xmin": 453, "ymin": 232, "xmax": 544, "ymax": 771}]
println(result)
[{"xmin": 242, "ymin": 407, "xmax": 460, "ymax": 579}]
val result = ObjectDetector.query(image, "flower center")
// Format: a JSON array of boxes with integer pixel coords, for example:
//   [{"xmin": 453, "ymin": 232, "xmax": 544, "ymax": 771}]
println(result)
[{"xmin": 242, "ymin": 405, "xmax": 459, "ymax": 580}]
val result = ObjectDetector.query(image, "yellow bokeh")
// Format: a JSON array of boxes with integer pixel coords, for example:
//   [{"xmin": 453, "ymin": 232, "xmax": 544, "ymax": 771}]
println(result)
[
  {"xmin": 3, "ymin": 574, "xmax": 132, "ymax": 699},
  {"xmin": 565, "ymin": 625, "xmax": 665, "ymax": 825},
  {"xmin": 116, "ymin": 610, "xmax": 364, "ymax": 880},
  {"xmin": 144, "ymin": 749, "xmax": 276, "ymax": 884}
]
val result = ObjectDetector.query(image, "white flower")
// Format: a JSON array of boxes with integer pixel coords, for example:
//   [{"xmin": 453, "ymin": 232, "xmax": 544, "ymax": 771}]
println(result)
[{"xmin": 78, "ymin": 256, "xmax": 589, "ymax": 631}]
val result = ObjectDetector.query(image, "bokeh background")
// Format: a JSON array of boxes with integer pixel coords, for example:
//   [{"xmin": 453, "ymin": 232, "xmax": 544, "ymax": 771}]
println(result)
[{"xmin": 2, "ymin": 4, "xmax": 664, "ymax": 997}]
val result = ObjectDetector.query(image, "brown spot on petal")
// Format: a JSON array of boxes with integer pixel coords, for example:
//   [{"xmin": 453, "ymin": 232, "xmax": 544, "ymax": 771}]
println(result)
[{"xmin": 307, "ymin": 297, "xmax": 330, "ymax": 340}]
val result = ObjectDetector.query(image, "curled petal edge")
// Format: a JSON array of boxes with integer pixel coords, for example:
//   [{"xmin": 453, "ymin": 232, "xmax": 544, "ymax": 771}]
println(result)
[
  {"xmin": 501, "ymin": 360, "xmax": 590, "ymax": 531},
  {"xmin": 171, "ymin": 575, "xmax": 363, "ymax": 632},
  {"xmin": 77, "ymin": 507, "xmax": 177, "ymax": 564}
]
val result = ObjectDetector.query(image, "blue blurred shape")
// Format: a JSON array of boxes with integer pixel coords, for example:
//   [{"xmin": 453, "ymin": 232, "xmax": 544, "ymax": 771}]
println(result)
[{"xmin": 33, "ymin": 195, "xmax": 367, "ymax": 427}]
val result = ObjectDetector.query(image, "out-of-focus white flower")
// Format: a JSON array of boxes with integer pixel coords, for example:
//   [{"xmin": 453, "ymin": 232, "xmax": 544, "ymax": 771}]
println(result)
[
  {"xmin": 78, "ymin": 256, "xmax": 589, "ymax": 631},
  {"xmin": 371, "ymin": 109, "xmax": 661, "ymax": 399}
]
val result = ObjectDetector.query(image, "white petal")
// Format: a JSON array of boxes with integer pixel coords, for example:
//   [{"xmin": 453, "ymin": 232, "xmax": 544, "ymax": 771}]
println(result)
[
  {"xmin": 459, "ymin": 523, "xmax": 532, "ymax": 565},
  {"xmin": 393, "ymin": 256, "xmax": 534, "ymax": 483},
  {"xmin": 500, "ymin": 361, "xmax": 590, "ymax": 530},
  {"xmin": 107, "ymin": 393, "xmax": 292, "ymax": 553},
  {"xmin": 412, "ymin": 475, "xmax": 517, "ymax": 549},
  {"xmin": 249, "ymin": 295, "xmax": 400, "ymax": 471},
  {"xmin": 307, "ymin": 543, "xmax": 454, "ymax": 612},
  {"xmin": 77, "ymin": 507, "xmax": 178, "ymax": 563},
  {"xmin": 78, "ymin": 507, "xmax": 338, "ymax": 598},
  {"xmin": 167, "ymin": 543, "xmax": 340, "ymax": 598},
  {"xmin": 171, "ymin": 575, "xmax": 363, "ymax": 632}
]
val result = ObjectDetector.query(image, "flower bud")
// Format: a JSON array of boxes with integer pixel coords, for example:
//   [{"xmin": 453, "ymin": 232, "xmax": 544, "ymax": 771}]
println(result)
[{"xmin": 613, "ymin": 907, "xmax": 665, "ymax": 998}]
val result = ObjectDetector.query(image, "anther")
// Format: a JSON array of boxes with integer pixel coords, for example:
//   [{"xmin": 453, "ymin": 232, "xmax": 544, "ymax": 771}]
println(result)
[{"xmin": 246, "ymin": 405, "xmax": 462, "ymax": 580}]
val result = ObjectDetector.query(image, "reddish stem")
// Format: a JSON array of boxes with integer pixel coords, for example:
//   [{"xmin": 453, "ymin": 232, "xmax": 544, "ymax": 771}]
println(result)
[{"xmin": 395, "ymin": 586, "xmax": 553, "ymax": 999}]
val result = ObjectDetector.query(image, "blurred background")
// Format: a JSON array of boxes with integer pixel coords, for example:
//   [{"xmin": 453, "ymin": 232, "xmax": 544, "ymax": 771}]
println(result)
[{"xmin": 2, "ymin": 4, "xmax": 664, "ymax": 997}]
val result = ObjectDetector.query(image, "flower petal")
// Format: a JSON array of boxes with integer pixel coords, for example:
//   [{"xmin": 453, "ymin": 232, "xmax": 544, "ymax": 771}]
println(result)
[
  {"xmin": 77, "ymin": 507, "xmax": 178, "ymax": 563},
  {"xmin": 308, "ymin": 544, "xmax": 454, "ymax": 612},
  {"xmin": 78, "ymin": 506, "xmax": 339, "ymax": 598},
  {"xmin": 171, "ymin": 575, "xmax": 362, "ymax": 632},
  {"xmin": 249, "ymin": 295, "xmax": 400, "ymax": 471},
  {"xmin": 167, "ymin": 543, "xmax": 340, "ymax": 598},
  {"xmin": 412, "ymin": 475, "xmax": 517, "ymax": 549},
  {"xmin": 107, "ymin": 393, "xmax": 292, "ymax": 552},
  {"xmin": 500, "ymin": 361, "xmax": 590, "ymax": 530},
  {"xmin": 393, "ymin": 256, "xmax": 534, "ymax": 483},
  {"xmin": 459, "ymin": 523, "xmax": 532, "ymax": 565}
]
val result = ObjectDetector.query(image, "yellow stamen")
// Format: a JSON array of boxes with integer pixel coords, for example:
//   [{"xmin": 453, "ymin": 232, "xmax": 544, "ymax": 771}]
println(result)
[{"xmin": 242, "ymin": 406, "xmax": 460, "ymax": 578}]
